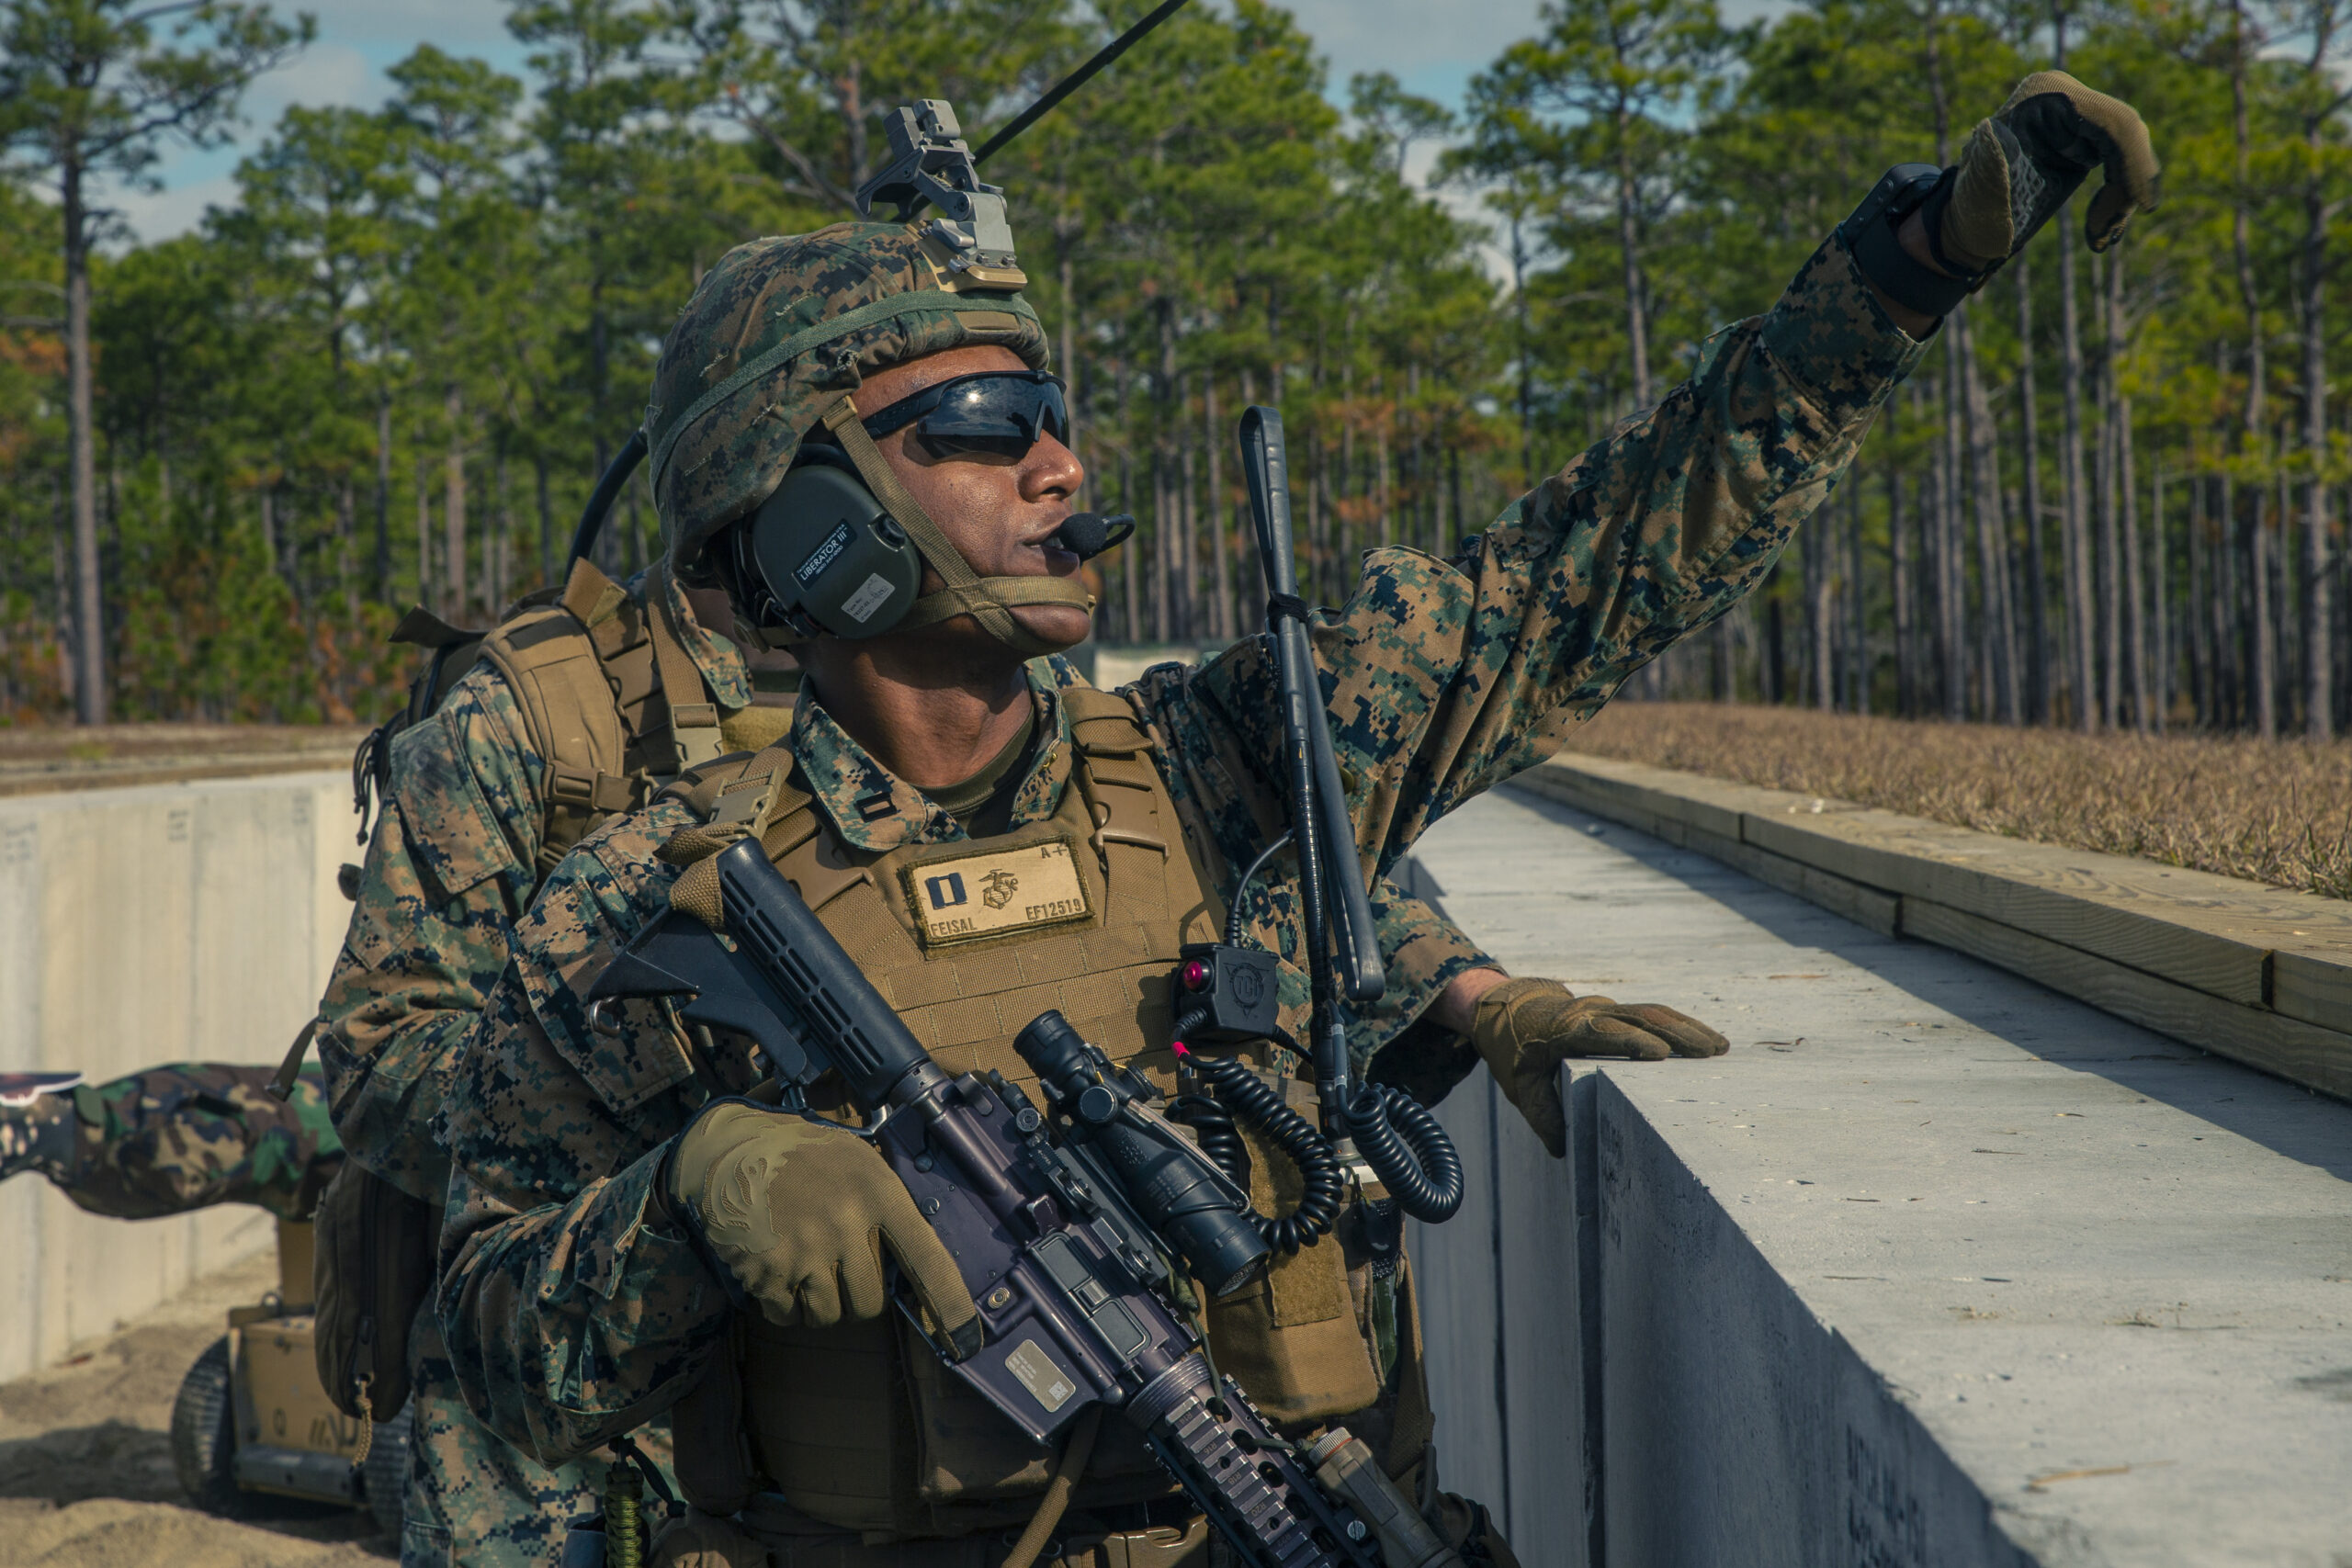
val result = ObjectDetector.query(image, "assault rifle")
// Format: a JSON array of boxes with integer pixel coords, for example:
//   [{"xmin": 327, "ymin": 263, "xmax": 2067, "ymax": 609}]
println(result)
[{"xmin": 589, "ymin": 838, "xmax": 1462, "ymax": 1568}]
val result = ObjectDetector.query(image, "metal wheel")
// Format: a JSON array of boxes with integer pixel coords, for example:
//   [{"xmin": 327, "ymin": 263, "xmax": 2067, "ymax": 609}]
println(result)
[
  {"xmin": 169, "ymin": 1336, "xmax": 249, "ymax": 1517},
  {"xmin": 363, "ymin": 1399, "xmax": 413, "ymax": 1540}
]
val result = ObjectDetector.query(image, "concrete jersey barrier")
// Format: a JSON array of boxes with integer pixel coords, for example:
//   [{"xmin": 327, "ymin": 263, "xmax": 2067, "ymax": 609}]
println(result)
[{"xmin": 0, "ymin": 770, "xmax": 355, "ymax": 1382}]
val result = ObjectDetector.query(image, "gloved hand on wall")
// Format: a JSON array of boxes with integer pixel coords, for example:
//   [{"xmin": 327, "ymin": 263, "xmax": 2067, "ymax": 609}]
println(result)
[
  {"xmin": 666, "ymin": 1101, "xmax": 978, "ymax": 1348},
  {"xmin": 1470, "ymin": 977, "xmax": 1729, "ymax": 1157}
]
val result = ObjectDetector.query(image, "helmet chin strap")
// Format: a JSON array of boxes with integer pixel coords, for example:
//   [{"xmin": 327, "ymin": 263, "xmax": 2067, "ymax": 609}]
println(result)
[{"xmin": 818, "ymin": 397, "xmax": 1095, "ymax": 659}]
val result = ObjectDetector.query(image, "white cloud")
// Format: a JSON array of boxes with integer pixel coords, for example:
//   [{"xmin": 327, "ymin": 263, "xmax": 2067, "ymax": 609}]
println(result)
[
  {"xmin": 1283, "ymin": 0, "xmax": 1548, "ymax": 88},
  {"xmin": 244, "ymin": 40, "xmax": 382, "ymax": 123},
  {"xmin": 104, "ymin": 170, "xmax": 242, "ymax": 244},
  {"xmin": 281, "ymin": 0, "xmax": 513, "ymax": 49}
]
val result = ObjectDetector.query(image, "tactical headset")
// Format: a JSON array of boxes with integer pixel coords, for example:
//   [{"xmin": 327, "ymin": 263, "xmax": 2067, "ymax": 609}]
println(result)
[{"xmin": 727, "ymin": 370, "xmax": 1133, "ymax": 651}]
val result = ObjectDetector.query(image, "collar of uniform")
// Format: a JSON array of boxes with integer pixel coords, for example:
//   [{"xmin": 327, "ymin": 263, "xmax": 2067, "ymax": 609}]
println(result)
[
  {"xmin": 657, "ymin": 566, "xmax": 754, "ymax": 710},
  {"xmin": 789, "ymin": 663, "xmax": 1075, "ymax": 852}
]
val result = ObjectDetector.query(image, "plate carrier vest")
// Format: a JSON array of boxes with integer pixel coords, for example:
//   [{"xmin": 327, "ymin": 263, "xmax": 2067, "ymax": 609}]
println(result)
[{"xmin": 650, "ymin": 690, "xmax": 1436, "ymax": 1544}]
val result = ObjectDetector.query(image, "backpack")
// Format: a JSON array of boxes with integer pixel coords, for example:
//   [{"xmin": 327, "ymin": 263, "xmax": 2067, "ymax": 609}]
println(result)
[{"xmin": 311, "ymin": 558, "xmax": 752, "ymax": 1428}]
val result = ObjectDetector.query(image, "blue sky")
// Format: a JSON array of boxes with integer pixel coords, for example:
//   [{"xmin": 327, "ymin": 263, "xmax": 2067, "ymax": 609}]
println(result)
[{"xmin": 107, "ymin": 0, "xmax": 1785, "ymax": 242}]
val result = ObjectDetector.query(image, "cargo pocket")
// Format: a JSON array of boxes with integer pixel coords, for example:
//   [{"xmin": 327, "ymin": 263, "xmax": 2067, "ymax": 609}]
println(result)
[
  {"xmin": 740, "ymin": 1314, "xmax": 911, "ymax": 1535},
  {"xmin": 1203, "ymin": 1120, "xmax": 1379, "ymax": 1424}
]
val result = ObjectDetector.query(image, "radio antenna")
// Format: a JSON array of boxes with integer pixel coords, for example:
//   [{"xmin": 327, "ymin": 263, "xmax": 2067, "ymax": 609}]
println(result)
[{"xmin": 973, "ymin": 0, "xmax": 1194, "ymax": 167}]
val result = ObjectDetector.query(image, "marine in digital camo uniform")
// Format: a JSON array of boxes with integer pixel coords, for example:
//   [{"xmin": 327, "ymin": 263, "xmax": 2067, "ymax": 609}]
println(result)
[
  {"xmin": 318, "ymin": 471, "xmax": 1529, "ymax": 1562},
  {"xmin": 431, "ymin": 73, "xmax": 2155, "ymax": 1567},
  {"xmin": 0, "ymin": 1062, "xmax": 340, "ymax": 1221}
]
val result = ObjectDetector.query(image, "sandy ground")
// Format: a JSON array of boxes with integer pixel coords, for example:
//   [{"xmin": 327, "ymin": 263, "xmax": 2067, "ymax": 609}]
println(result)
[{"xmin": 0, "ymin": 1250, "xmax": 391, "ymax": 1568}]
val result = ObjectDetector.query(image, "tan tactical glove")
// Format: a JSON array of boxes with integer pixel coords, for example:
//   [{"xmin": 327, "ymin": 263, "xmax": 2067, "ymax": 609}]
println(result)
[
  {"xmin": 668, "ymin": 1101, "xmax": 979, "ymax": 1351},
  {"xmin": 1942, "ymin": 72, "xmax": 2160, "ymax": 271},
  {"xmin": 1471, "ymin": 977, "xmax": 1729, "ymax": 1157}
]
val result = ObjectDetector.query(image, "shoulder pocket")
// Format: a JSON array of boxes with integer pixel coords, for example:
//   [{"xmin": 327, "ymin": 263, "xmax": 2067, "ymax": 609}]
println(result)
[{"xmin": 390, "ymin": 705, "xmax": 527, "ymax": 904}]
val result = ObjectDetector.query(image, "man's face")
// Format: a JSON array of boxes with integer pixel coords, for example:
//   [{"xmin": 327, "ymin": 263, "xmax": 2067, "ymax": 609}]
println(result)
[{"xmin": 854, "ymin": 343, "xmax": 1091, "ymax": 653}]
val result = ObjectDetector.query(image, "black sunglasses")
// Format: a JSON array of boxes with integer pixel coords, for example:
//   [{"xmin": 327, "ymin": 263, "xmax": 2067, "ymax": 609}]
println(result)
[{"xmin": 860, "ymin": 369, "xmax": 1070, "ymax": 459}]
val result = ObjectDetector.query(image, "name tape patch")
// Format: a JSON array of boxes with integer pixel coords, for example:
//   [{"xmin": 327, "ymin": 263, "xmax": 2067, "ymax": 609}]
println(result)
[{"xmin": 906, "ymin": 839, "xmax": 1090, "ymax": 945}]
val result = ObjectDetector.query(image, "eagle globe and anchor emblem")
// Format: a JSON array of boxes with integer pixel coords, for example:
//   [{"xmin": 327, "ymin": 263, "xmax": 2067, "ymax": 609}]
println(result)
[{"xmin": 978, "ymin": 867, "xmax": 1020, "ymax": 909}]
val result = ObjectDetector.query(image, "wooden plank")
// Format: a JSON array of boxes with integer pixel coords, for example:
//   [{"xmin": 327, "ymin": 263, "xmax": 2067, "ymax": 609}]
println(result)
[
  {"xmin": 1900, "ymin": 897, "xmax": 2352, "ymax": 1101},
  {"xmin": 1531, "ymin": 755, "xmax": 2352, "ymax": 1083},
  {"xmin": 1675, "ymin": 819, "xmax": 1903, "ymax": 938},
  {"xmin": 2275, "ymin": 948, "xmax": 2352, "ymax": 1036},
  {"xmin": 1543, "ymin": 757, "xmax": 2350, "ymax": 1021},
  {"xmin": 1750, "ymin": 809, "xmax": 2278, "ymax": 1007},
  {"xmin": 1511, "ymin": 769, "xmax": 1903, "ymax": 940}
]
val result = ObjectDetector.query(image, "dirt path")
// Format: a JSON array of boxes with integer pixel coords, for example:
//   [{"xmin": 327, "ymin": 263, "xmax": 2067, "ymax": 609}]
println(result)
[{"xmin": 0, "ymin": 1251, "xmax": 390, "ymax": 1568}]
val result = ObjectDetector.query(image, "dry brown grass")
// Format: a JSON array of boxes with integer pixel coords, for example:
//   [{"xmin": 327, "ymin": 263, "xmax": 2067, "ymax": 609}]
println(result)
[{"xmin": 1556, "ymin": 703, "xmax": 2352, "ymax": 901}]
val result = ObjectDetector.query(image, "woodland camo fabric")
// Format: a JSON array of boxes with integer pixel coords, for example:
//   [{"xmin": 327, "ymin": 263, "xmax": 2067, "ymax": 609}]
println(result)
[
  {"xmin": 433, "ymin": 228, "xmax": 1925, "ymax": 1466},
  {"xmin": 643, "ymin": 221, "xmax": 1048, "ymax": 565},
  {"xmin": 316, "ymin": 567, "xmax": 732, "ymax": 1567},
  {"xmin": 2, "ymin": 1062, "xmax": 341, "ymax": 1222},
  {"xmin": 316, "ymin": 545, "xmax": 1490, "ymax": 1551}
]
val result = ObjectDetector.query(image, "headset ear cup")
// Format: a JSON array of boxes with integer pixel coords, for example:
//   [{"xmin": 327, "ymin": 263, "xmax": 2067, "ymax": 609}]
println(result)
[{"xmin": 748, "ymin": 464, "xmax": 924, "ymax": 638}]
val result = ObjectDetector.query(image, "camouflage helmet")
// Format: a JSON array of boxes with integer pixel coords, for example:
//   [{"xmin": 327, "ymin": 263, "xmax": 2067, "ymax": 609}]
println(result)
[{"xmin": 643, "ymin": 220, "xmax": 1050, "ymax": 570}]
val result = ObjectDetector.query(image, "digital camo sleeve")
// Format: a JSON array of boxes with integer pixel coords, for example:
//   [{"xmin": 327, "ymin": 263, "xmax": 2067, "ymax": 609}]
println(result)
[
  {"xmin": 1141, "ymin": 229, "xmax": 1928, "ymax": 885},
  {"xmin": 316, "ymin": 670, "xmax": 547, "ymax": 1200}
]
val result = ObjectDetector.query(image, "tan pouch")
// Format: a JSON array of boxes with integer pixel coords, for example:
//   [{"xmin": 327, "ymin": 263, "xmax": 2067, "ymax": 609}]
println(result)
[
  {"xmin": 1201, "ymin": 1121, "xmax": 1381, "ymax": 1425},
  {"xmin": 741, "ymin": 1314, "xmax": 912, "ymax": 1535},
  {"xmin": 902, "ymin": 1322, "xmax": 1166, "ymax": 1512},
  {"xmin": 310, "ymin": 1159, "xmax": 436, "ymax": 1426},
  {"xmin": 1204, "ymin": 1238, "xmax": 1380, "ymax": 1425}
]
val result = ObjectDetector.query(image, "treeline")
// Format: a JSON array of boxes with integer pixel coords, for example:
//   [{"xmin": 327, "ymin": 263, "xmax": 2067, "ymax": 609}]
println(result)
[
  {"xmin": 0, "ymin": 0, "xmax": 2347, "ymax": 742},
  {"xmin": 1474, "ymin": 0, "xmax": 2352, "ymax": 741}
]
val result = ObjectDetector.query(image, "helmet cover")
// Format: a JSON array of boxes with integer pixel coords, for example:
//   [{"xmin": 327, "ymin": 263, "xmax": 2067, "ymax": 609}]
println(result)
[{"xmin": 645, "ymin": 221, "xmax": 1049, "ymax": 570}]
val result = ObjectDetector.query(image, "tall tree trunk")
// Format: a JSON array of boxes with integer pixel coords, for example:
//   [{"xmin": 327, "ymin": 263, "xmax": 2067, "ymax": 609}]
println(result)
[
  {"xmin": 2096, "ymin": 249, "xmax": 2124, "ymax": 729},
  {"xmin": 2190, "ymin": 475, "xmax": 2213, "ymax": 724},
  {"xmin": 2217, "ymin": 470, "xmax": 2242, "ymax": 725},
  {"xmin": 1510, "ymin": 216, "xmax": 1534, "ymax": 486},
  {"xmin": 536, "ymin": 456, "xmax": 554, "ymax": 589},
  {"xmin": 1179, "ymin": 434, "xmax": 1199, "ymax": 643},
  {"xmin": 1611, "ymin": 114, "xmax": 1652, "ymax": 412},
  {"xmin": 2150, "ymin": 460, "xmax": 2169, "ymax": 730},
  {"xmin": 1808, "ymin": 500, "xmax": 1836, "ymax": 710},
  {"xmin": 62, "ymin": 157, "xmax": 103, "ymax": 724},
  {"xmin": 1150, "ymin": 452, "xmax": 1170, "ymax": 643},
  {"xmin": 2231, "ymin": 0, "xmax": 2271, "ymax": 738},
  {"xmin": 2301, "ymin": 108, "xmax": 2335, "ymax": 738},
  {"xmin": 2120, "ymin": 391, "xmax": 2149, "ymax": 730},
  {"xmin": 375, "ymin": 394, "xmax": 393, "ymax": 603},
  {"xmin": 2252, "ymin": 482, "xmax": 2278, "ymax": 737},
  {"xmin": 1058, "ymin": 226, "xmax": 1080, "ymax": 473},
  {"xmin": 1960, "ymin": 310, "xmax": 2019, "ymax": 721},
  {"xmin": 2015, "ymin": 255, "xmax": 2052, "ymax": 722},
  {"xmin": 1121, "ymin": 454, "xmax": 1140, "ymax": 644},
  {"xmin": 1939, "ymin": 350, "xmax": 1966, "ymax": 718},
  {"xmin": 1448, "ymin": 447, "xmax": 1464, "ymax": 558},
  {"xmin": 1890, "ymin": 459, "xmax": 1916, "ymax": 715},
  {"xmin": 1205, "ymin": 376, "xmax": 1230, "ymax": 644},
  {"xmin": 492, "ymin": 448, "xmax": 510, "ymax": 615},
  {"xmin": 444, "ymin": 385, "xmax": 469, "ymax": 618},
  {"xmin": 1848, "ymin": 479, "xmax": 1870, "ymax": 713},
  {"xmin": 2059, "ymin": 226, "xmax": 2095, "ymax": 729}
]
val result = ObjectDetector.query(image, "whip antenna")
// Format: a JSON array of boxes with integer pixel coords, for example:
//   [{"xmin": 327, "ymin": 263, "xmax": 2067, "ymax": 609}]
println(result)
[{"xmin": 973, "ymin": 0, "xmax": 1195, "ymax": 166}]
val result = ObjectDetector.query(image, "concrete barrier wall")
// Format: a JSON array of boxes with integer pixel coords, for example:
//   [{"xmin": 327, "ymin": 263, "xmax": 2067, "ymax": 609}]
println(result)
[
  {"xmin": 1401, "ymin": 790, "xmax": 2352, "ymax": 1568},
  {"xmin": 0, "ymin": 771, "xmax": 354, "ymax": 1381}
]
